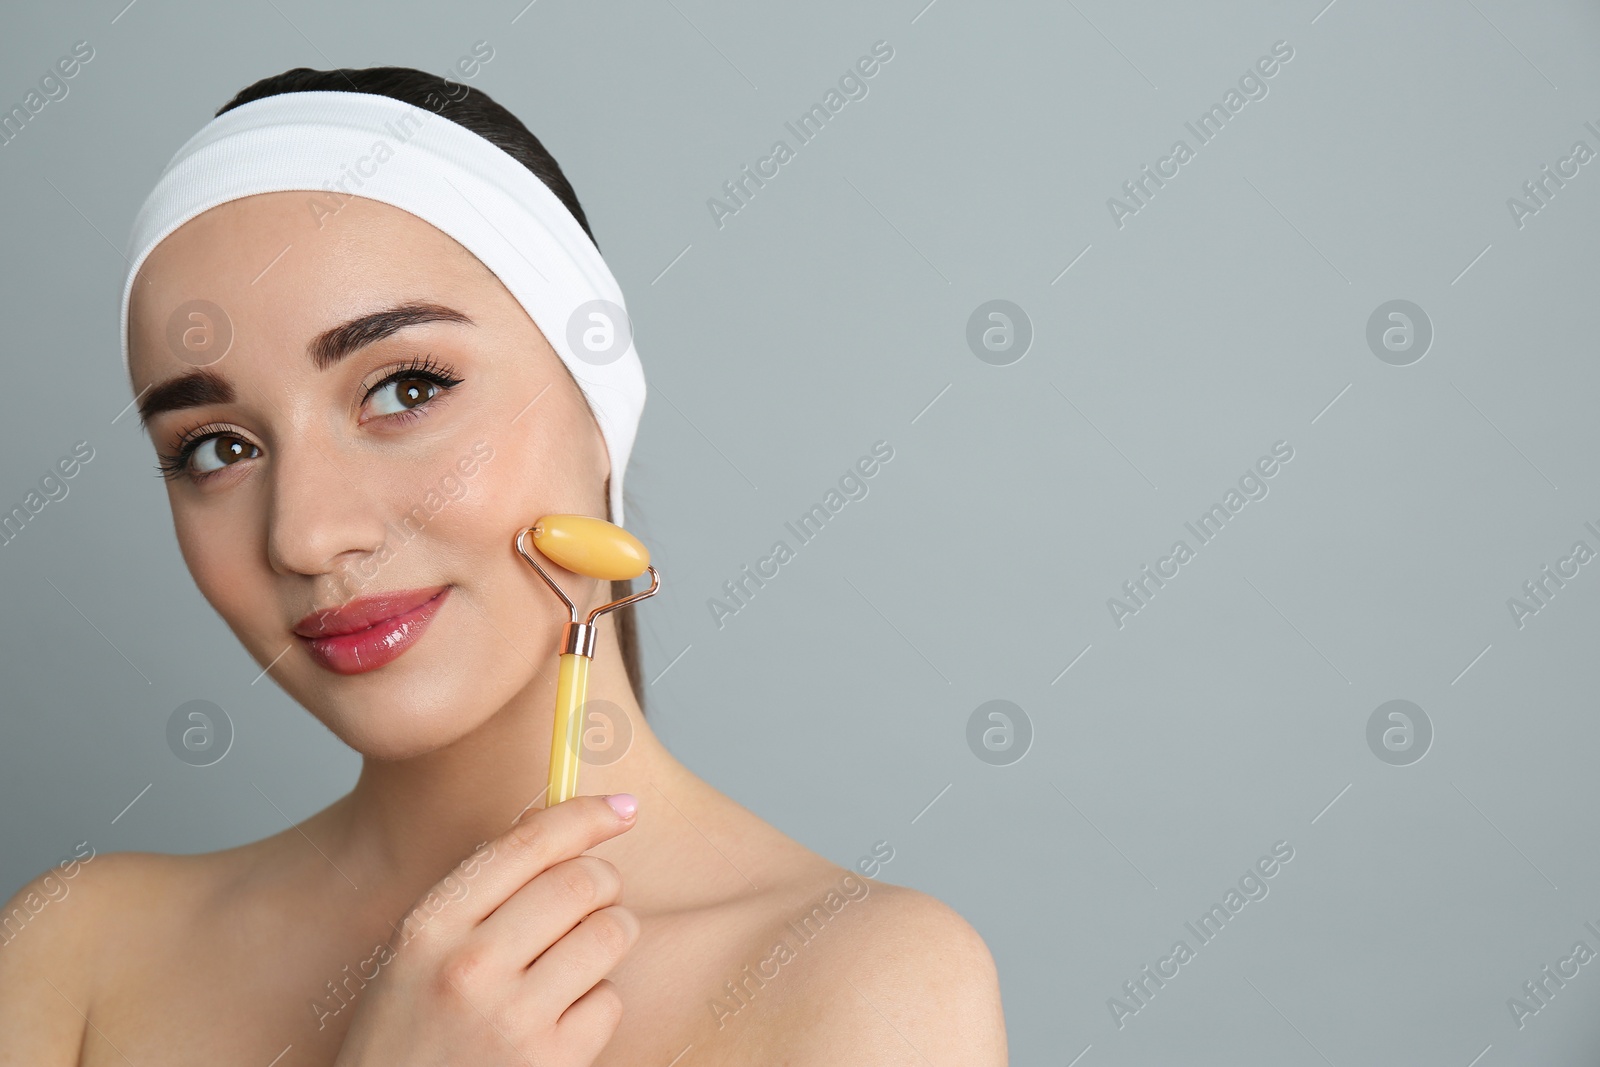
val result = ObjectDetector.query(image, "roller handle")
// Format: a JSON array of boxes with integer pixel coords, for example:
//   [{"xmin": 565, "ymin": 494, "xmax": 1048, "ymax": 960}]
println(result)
[{"xmin": 547, "ymin": 652, "xmax": 590, "ymax": 805}]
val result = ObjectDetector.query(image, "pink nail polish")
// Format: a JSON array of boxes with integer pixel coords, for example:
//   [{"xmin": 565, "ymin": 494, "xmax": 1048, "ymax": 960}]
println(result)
[{"xmin": 604, "ymin": 793, "xmax": 638, "ymax": 820}]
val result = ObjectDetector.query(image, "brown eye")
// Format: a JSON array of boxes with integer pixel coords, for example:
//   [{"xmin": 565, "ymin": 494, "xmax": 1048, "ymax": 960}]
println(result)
[
  {"xmin": 369, "ymin": 375, "xmax": 440, "ymax": 416},
  {"xmin": 191, "ymin": 434, "xmax": 258, "ymax": 474}
]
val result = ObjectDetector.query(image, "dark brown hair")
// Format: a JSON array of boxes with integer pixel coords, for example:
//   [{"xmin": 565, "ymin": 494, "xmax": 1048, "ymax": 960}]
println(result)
[{"xmin": 217, "ymin": 66, "xmax": 647, "ymax": 711}]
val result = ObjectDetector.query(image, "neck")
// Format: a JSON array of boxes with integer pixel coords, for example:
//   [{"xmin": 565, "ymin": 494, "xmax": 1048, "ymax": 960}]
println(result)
[{"xmin": 314, "ymin": 610, "xmax": 712, "ymax": 914}]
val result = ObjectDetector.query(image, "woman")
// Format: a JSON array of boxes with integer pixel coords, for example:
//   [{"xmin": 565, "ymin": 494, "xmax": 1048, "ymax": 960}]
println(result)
[{"xmin": 0, "ymin": 67, "xmax": 1006, "ymax": 1065}]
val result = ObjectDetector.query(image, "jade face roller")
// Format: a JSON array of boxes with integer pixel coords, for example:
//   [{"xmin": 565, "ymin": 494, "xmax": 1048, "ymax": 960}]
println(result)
[{"xmin": 514, "ymin": 515, "xmax": 660, "ymax": 805}]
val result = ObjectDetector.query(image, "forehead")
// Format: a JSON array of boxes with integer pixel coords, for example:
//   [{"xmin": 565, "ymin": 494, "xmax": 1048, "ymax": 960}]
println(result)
[{"xmin": 127, "ymin": 192, "xmax": 494, "ymax": 381}]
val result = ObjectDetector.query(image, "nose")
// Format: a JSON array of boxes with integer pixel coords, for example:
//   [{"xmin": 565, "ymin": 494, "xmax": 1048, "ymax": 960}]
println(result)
[{"xmin": 265, "ymin": 437, "xmax": 389, "ymax": 581}]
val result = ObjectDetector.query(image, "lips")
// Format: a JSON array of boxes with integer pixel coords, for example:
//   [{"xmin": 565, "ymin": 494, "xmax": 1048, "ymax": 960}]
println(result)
[{"xmin": 293, "ymin": 585, "xmax": 451, "ymax": 675}]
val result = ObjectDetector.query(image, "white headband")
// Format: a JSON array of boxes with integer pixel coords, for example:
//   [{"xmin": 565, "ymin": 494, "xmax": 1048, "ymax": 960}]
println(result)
[{"xmin": 119, "ymin": 88, "xmax": 645, "ymax": 529}]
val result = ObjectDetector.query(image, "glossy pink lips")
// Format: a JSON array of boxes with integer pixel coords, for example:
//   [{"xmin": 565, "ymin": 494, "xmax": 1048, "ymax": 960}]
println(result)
[{"xmin": 293, "ymin": 586, "xmax": 451, "ymax": 675}]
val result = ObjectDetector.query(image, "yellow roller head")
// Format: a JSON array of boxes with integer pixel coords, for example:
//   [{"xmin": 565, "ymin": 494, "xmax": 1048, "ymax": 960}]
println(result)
[{"xmin": 532, "ymin": 514, "xmax": 650, "ymax": 581}]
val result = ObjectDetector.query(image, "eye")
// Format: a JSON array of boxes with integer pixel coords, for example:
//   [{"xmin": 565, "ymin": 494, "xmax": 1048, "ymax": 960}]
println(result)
[
  {"xmin": 360, "ymin": 356, "xmax": 465, "ymax": 421},
  {"xmin": 367, "ymin": 374, "xmax": 442, "ymax": 416},
  {"xmin": 155, "ymin": 422, "xmax": 261, "ymax": 482},
  {"xmin": 190, "ymin": 434, "xmax": 259, "ymax": 475},
  {"xmin": 155, "ymin": 356, "xmax": 465, "ymax": 483}
]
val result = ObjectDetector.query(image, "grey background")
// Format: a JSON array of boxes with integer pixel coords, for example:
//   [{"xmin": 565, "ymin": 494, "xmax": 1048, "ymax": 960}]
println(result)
[{"xmin": 2, "ymin": 0, "xmax": 1597, "ymax": 1063}]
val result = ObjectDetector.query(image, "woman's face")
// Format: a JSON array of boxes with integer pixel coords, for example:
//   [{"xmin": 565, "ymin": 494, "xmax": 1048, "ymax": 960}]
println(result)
[{"xmin": 127, "ymin": 191, "xmax": 612, "ymax": 759}]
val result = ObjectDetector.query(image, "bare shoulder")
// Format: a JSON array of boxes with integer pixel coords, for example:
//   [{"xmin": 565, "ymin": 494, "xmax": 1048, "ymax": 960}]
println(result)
[
  {"xmin": 744, "ymin": 870, "xmax": 1007, "ymax": 1066},
  {"xmin": 648, "ymin": 779, "xmax": 1007, "ymax": 1064},
  {"xmin": 0, "ymin": 842, "xmax": 255, "ymax": 1060},
  {"xmin": 0, "ymin": 846, "xmax": 175, "ymax": 1064}
]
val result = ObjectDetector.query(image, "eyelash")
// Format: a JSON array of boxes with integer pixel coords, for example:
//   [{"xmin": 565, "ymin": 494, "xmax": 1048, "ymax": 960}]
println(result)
[{"xmin": 154, "ymin": 355, "xmax": 466, "ymax": 483}]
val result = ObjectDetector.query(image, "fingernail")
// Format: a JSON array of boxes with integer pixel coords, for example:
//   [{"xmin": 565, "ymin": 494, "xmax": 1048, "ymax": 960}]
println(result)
[{"xmin": 604, "ymin": 793, "xmax": 638, "ymax": 820}]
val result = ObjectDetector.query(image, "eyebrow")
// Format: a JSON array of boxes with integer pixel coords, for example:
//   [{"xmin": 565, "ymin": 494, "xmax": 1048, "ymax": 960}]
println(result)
[{"xmin": 136, "ymin": 302, "xmax": 475, "ymax": 429}]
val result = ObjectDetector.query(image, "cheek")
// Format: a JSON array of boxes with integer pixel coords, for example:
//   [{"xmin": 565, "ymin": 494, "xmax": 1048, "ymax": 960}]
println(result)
[
  {"xmin": 173, "ymin": 501, "xmax": 237, "ymax": 594},
  {"xmin": 453, "ymin": 400, "xmax": 603, "ymax": 533},
  {"xmin": 429, "ymin": 420, "xmax": 606, "ymax": 605},
  {"xmin": 391, "ymin": 444, "xmax": 509, "ymax": 539},
  {"xmin": 372, "ymin": 442, "xmax": 533, "ymax": 608},
  {"xmin": 170, "ymin": 497, "xmax": 271, "ymax": 635}
]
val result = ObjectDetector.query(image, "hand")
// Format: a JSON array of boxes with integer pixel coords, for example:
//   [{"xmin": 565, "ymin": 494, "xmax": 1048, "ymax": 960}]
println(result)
[{"xmin": 333, "ymin": 792, "xmax": 641, "ymax": 1066}]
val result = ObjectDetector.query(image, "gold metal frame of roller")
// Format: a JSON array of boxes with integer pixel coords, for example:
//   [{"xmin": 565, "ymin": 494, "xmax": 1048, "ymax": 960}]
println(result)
[{"xmin": 513, "ymin": 516, "xmax": 660, "ymax": 807}]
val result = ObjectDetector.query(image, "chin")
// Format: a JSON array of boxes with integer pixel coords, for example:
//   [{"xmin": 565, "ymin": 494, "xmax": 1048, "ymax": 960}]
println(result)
[
  {"xmin": 312, "ymin": 692, "xmax": 503, "ymax": 761},
  {"xmin": 242, "ymin": 587, "xmax": 552, "ymax": 759},
  {"xmin": 281, "ymin": 651, "xmax": 530, "ymax": 762}
]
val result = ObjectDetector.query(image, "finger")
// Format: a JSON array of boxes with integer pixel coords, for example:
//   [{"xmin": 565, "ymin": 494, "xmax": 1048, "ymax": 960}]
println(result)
[
  {"xmin": 473, "ymin": 855, "xmax": 623, "ymax": 971},
  {"xmin": 402, "ymin": 794, "xmax": 638, "ymax": 943},
  {"xmin": 553, "ymin": 977, "xmax": 626, "ymax": 1062},
  {"xmin": 523, "ymin": 904, "xmax": 640, "ymax": 1009}
]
